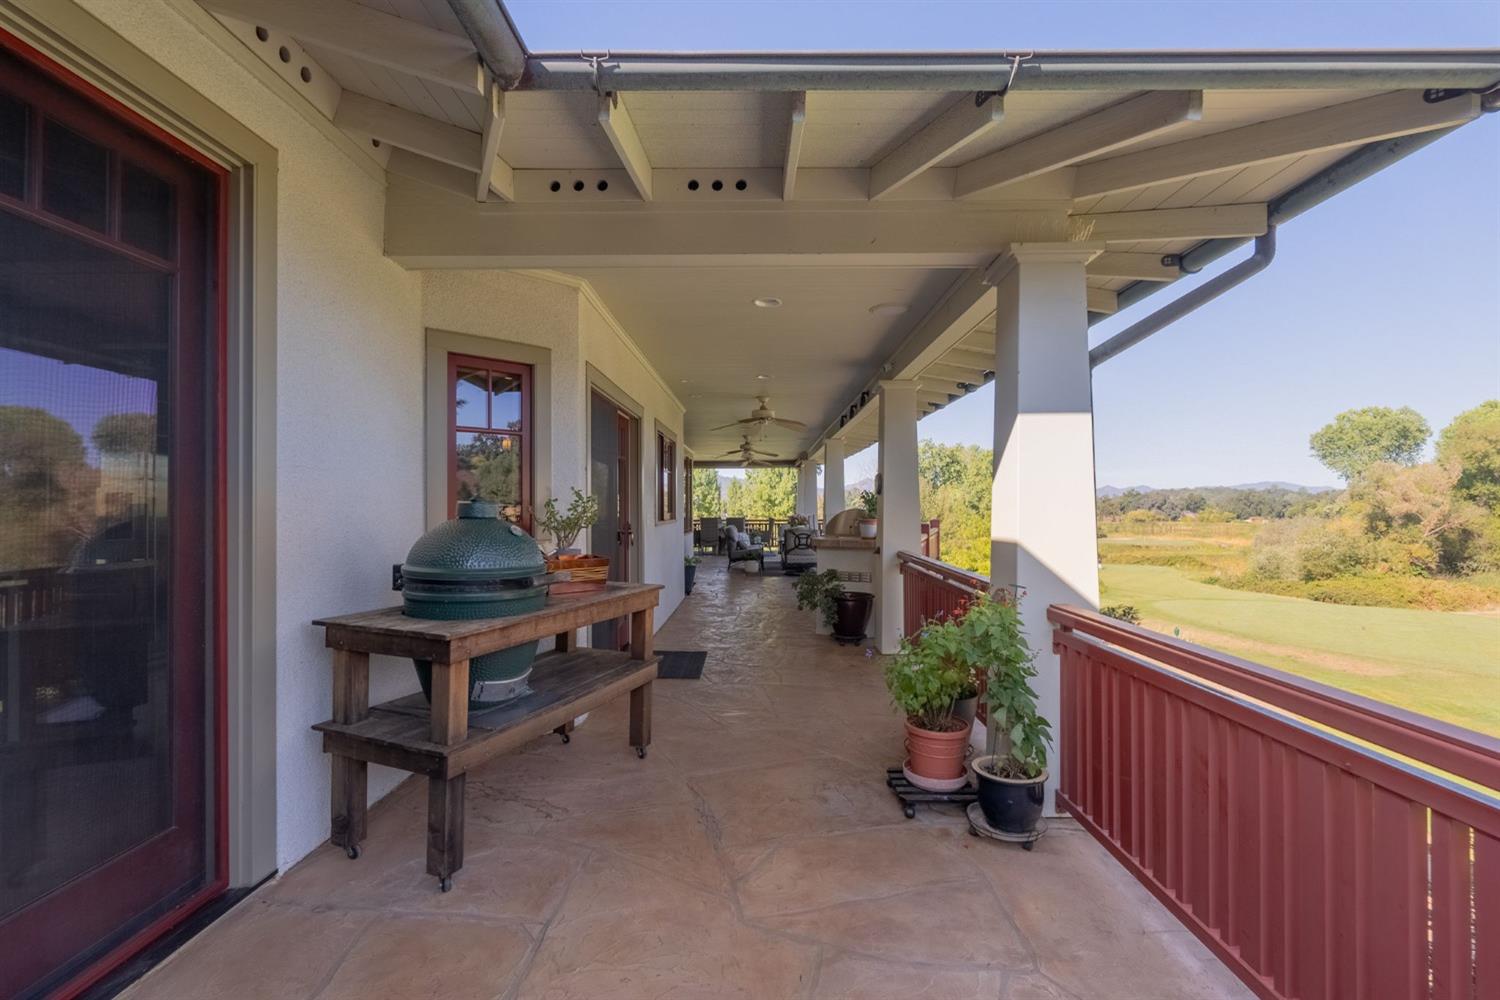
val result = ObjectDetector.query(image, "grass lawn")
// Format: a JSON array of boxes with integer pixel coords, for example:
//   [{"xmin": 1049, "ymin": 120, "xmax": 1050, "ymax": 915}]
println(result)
[{"xmin": 1100, "ymin": 564, "xmax": 1500, "ymax": 737}]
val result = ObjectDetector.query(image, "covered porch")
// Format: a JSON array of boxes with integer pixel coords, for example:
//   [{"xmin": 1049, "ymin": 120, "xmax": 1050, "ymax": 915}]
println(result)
[{"xmin": 125, "ymin": 556, "xmax": 1248, "ymax": 1000}]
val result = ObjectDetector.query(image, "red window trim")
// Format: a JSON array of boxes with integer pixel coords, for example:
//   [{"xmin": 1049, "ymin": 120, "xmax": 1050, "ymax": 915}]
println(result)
[
  {"xmin": 446, "ymin": 351, "xmax": 533, "ymax": 529},
  {"xmin": 0, "ymin": 27, "xmax": 229, "ymax": 1000},
  {"xmin": 656, "ymin": 429, "xmax": 677, "ymax": 523}
]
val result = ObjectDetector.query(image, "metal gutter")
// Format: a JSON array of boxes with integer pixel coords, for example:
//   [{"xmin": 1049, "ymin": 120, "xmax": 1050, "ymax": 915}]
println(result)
[
  {"xmin": 521, "ymin": 50, "xmax": 1500, "ymax": 92},
  {"xmin": 448, "ymin": 0, "xmax": 529, "ymax": 89}
]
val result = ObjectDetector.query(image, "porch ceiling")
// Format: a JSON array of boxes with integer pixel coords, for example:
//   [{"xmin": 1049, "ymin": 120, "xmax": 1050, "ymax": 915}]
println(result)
[{"xmin": 198, "ymin": 0, "xmax": 1496, "ymax": 458}]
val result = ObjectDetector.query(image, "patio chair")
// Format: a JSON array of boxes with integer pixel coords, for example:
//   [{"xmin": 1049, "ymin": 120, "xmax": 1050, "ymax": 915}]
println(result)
[
  {"xmin": 780, "ymin": 525, "xmax": 816, "ymax": 575},
  {"xmin": 724, "ymin": 526, "xmax": 764, "ymax": 571},
  {"xmin": 699, "ymin": 517, "xmax": 720, "ymax": 554}
]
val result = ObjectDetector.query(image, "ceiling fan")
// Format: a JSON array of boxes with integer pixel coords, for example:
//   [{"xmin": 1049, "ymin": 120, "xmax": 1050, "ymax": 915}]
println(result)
[
  {"xmin": 709, "ymin": 396, "xmax": 807, "ymax": 434},
  {"xmin": 712, "ymin": 436, "xmax": 780, "ymax": 466}
]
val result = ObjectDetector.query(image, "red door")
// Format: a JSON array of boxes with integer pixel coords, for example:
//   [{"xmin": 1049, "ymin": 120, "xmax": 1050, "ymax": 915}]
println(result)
[{"xmin": 0, "ymin": 38, "xmax": 225, "ymax": 998}]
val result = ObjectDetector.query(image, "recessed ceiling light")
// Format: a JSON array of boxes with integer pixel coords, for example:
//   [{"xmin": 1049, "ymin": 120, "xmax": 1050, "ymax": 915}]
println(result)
[
  {"xmin": 869, "ymin": 302, "xmax": 909, "ymax": 317},
  {"xmin": 755, "ymin": 374, "xmax": 769, "ymax": 380},
  {"xmin": 679, "ymin": 378, "xmax": 689, "ymax": 384},
  {"xmin": 752, "ymin": 297, "xmax": 783, "ymax": 308}
]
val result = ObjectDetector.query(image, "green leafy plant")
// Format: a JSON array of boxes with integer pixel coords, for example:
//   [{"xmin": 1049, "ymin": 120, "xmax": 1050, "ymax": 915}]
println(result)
[
  {"xmin": 1100, "ymin": 604, "xmax": 1142, "ymax": 625},
  {"xmin": 884, "ymin": 613, "xmax": 974, "ymax": 732},
  {"xmin": 966, "ymin": 592, "xmax": 1050, "ymax": 780},
  {"xmin": 684, "ymin": 555, "xmax": 700, "ymax": 566},
  {"xmin": 536, "ymin": 488, "xmax": 600, "ymax": 555},
  {"xmin": 857, "ymin": 489, "xmax": 878, "ymax": 518},
  {"xmin": 794, "ymin": 569, "xmax": 843, "ymax": 628}
]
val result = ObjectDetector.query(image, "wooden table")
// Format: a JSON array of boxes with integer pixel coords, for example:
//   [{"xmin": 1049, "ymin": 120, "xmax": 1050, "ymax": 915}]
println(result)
[{"xmin": 312, "ymin": 582, "xmax": 662, "ymax": 890}]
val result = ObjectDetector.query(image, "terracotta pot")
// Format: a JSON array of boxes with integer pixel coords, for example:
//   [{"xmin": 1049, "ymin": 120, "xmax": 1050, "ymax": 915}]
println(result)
[{"xmin": 904, "ymin": 717, "xmax": 969, "ymax": 784}]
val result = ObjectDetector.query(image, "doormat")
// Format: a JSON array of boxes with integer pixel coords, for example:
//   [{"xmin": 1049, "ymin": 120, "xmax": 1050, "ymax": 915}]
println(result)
[{"xmin": 656, "ymin": 650, "xmax": 707, "ymax": 680}]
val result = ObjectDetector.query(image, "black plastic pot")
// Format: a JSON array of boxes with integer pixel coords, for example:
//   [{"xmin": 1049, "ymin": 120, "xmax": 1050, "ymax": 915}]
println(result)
[
  {"xmin": 684, "ymin": 562, "xmax": 697, "ymax": 595},
  {"xmin": 972, "ymin": 756, "xmax": 1047, "ymax": 834},
  {"xmin": 832, "ymin": 590, "xmax": 874, "ymax": 641}
]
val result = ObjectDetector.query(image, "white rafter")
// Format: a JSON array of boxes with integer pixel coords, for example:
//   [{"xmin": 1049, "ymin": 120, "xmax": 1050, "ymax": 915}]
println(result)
[
  {"xmin": 1070, "ymin": 204, "xmax": 1267, "ymax": 242},
  {"xmin": 476, "ymin": 72, "xmax": 507, "ymax": 202},
  {"xmin": 335, "ymin": 92, "xmax": 513, "ymax": 200},
  {"xmin": 784, "ymin": 91, "xmax": 807, "ymax": 201},
  {"xmin": 955, "ymin": 91, "xmax": 1202, "ymax": 198},
  {"xmin": 597, "ymin": 94, "xmax": 654, "ymax": 201},
  {"xmin": 870, "ymin": 92, "xmax": 1006, "ymax": 200},
  {"xmin": 200, "ymin": 0, "xmax": 484, "ymax": 95},
  {"xmin": 1087, "ymin": 288, "xmax": 1119, "ymax": 315},
  {"xmin": 1074, "ymin": 90, "xmax": 1482, "ymax": 199}
]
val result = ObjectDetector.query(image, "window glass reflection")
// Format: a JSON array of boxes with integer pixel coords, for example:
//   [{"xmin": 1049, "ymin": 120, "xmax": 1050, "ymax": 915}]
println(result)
[{"xmin": 454, "ymin": 431, "xmax": 522, "ymax": 523}]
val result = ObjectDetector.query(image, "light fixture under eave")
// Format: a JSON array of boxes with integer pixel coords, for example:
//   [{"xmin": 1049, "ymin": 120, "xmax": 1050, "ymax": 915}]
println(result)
[
  {"xmin": 755, "ymin": 374, "xmax": 769, "ymax": 380},
  {"xmin": 752, "ymin": 297, "xmax": 783, "ymax": 308},
  {"xmin": 868, "ymin": 302, "xmax": 909, "ymax": 317}
]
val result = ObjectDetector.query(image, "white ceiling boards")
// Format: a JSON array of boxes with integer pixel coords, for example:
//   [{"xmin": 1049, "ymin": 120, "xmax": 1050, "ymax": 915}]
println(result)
[{"xmin": 203, "ymin": 1, "xmax": 1498, "ymax": 457}]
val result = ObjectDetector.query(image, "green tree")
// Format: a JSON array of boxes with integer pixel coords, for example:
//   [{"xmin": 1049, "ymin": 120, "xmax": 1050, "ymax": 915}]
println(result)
[
  {"xmin": 691, "ymin": 467, "xmax": 723, "ymax": 517},
  {"xmin": 1309, "ymin": 406, "xmax": 1430, "ymax": 482},
  {"xmin": 91, "ymin": 412, "xmax": 157, "ymax": 455},
  {"xmin": 0, "ymin": 406, "xmax": 100, "ymax": 568},
  {"xmin": 1436, "ymin": 400, "xmax": 1500, "ymax": 510},
  {"xmin": 736, "ymin": 467, "xmax": 797, "ymax": 519}
]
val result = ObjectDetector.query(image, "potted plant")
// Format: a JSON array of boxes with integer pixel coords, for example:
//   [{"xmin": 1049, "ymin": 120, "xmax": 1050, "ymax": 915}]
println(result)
[
  {"xmin": 684, "ymin": 554, "xmax": 700, "ymax": 595},
  {"xmin": 883, "ymin": 615, "xmax": 974, "ymax": 791},
  {"xmin": 537, "ymin": 488, "xmax": 607, "ymax": 593},
  {"xmin": 794, "ymin": 569, "xmax": 841, "ymax": 631},
  {"xmin": 856, "ymin": 489, "xmax": 878, "ymax": 539},
  {"xmin": 965, "ymin": 592, "xmax": 1052, "ymax": 835},
  {"xmin": 831, "ymin": 589, "xmax": 874, "ymax": 643}
]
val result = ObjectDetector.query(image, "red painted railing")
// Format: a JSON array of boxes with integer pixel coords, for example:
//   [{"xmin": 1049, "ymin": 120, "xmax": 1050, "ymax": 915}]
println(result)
[
  {"xmin": 896, "ymin": 550, "xmax": 987, "ymax": 637},
  {"xmin": 1049, "ymin": 605, "xmax": 1500, "ymax": 1000}
]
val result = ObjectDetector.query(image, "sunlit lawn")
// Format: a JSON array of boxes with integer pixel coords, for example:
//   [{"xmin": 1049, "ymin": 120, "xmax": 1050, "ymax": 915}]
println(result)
[{"xmin": 1100, "ymin": 563, "xmax": 1500, "ymax": 737}]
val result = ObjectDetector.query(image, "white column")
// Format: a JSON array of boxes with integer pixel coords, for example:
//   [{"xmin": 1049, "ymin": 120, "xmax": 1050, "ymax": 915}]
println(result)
[
  {"xmin": 876, "ymin": 380, "xmax": 921, "ymax": 653},
  {"xmin": 990, "ymin": 243, "xmax": 1102, "ymax": 815},
  {"xmin": 795, "ymin": 458, "xmax": 819, "ymax": 521},
  {"xmin": 822, "ymin": 439, "xmax": 846, "ymax": 521}
]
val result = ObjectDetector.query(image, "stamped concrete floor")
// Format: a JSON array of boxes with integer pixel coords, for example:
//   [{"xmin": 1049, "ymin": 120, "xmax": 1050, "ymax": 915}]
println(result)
[{"xmin": 126, "ymin": 558, "xmax": 1251, "ymax": 1000}]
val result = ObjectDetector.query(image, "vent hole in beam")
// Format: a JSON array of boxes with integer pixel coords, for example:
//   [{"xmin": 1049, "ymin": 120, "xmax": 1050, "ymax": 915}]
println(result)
[
  {"xmin": 687, "ymin": 179, "xmax": 699, "ymax": 191},
  {"xmin": 711, "ymin": 179, "xmax": 723, "ymax": 191},
  {"xmin": 573, "ymin": 180, "xmax": 585, "ymax": 192},
  {"xmin": 550, "ymin": 180, "xmax": 561, "ymax": 192},
  {"xmin": 255, "ymin": 26, "xmax": 269, "ymax": 42},
  {"xmin": 278, "ymin": 46, "xmax": 291, "ymax": 63},
  {"xmin": 300, "ymin": 67, "xmax": 312, "ymax": 83},
  {"xmin": 735, "ymin": 179, "xmax": 747, "ymax": 191},
  {"xmin": 597, "ymin": 179, "xmax": 608, "ymax": 191}
]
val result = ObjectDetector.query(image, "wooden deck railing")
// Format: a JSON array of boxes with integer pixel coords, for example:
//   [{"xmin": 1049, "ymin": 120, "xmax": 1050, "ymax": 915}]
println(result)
[
  {"xmin": 0, "ymin": 567, "xmax": 65, "ymax": 627},
  {"xmin": 918, "ymin": 518, "xmax": 941, "ymax": 560},
  {"xmin": 1049, "ymin": 605, "xmax": 1500, "ymax": 1000},
  {"xmin": 895, "ymin": 550, "xmax": 988, "ymax": 637}
]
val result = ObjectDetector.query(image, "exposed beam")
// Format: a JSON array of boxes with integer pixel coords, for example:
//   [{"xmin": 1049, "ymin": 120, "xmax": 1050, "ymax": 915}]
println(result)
[
  {"xmin": 200, "ymin": 0, "xmax": 482, "ymax": 95},
  {"xmin": 597, "ymin": 93, "xmax": 653, "ymax": 200},
  {"xmin": 783, "ymin": 91, "xmax": 807, "ymax": 201},
  {"xmin": 955, "ymin": 90, "xmax": 1201, "ymax": 198},
  {"xmin": 475, "ymin": 73, "xmax": 507, "ymax": 201},
  {"xmin": 1087, "ymin": 251, "xmax": 1179, "ymax": 282},
  {"xmin": 386, "ymin": 172, "xmax": 1071, "ymax": 267},
  {"xmin": 1087, "ymin": 288, "xmax": 1119, "ymax": 315},
  {"xmin": 1071, "ymin": 204, "xmax": 1267, "ymax": 242},
  {"xmin": 870, "ymin": 92, "xmax": 1005, "ymax": 200},
  {"xmin": 335, "ymin": 92, "xmax": 512, "ymax": 199},
  {"xmin": 925, "ymin": 361, "xmax": 989, "ymax": 382},
  {"xmin": 1075, "ymin": 90, "xmax": 1482, "ymax": 198}
]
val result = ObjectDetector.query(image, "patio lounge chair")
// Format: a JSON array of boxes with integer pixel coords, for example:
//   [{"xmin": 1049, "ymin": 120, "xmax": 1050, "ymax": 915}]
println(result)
[
  {"xmin": 724, "ymin": 526, "xmax": 764, "ymax": 571},
  {"xmin": 780, "ymin": 524, "xmax": 816, "ymax": 574}
]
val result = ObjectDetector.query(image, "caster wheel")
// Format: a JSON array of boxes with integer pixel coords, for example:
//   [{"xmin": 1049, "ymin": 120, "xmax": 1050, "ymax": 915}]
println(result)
[
  {"xmin": 635, "ymin": 746, "xmax": 647, "ymax": 759},
  {"xmin": 1022, "ymin": 841, "xmax": 1035, "ymax": 852},
  {"xmin": 560, "ymin": 732, "xmax": 571, "ymax": 744},
  {"xmin": 345, "ymin": 844, "xmax": 361, "ymax": 860},
  {"xmin": 903, "ymin": 805, "xmax": 916, "ymax": 819},
  {"xmin": 439, "ymin": 876, "xmax": 453, "ymax": 892}
]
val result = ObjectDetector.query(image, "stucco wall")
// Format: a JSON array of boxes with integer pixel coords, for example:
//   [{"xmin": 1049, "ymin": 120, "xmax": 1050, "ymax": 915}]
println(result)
[{"xmin": 80, "ymin": 0, "xmax": 426, "ymax": 871}]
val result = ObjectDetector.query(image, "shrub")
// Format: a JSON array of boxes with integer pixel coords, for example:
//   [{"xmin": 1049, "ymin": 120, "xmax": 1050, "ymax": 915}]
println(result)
[
  {"xmin": 1100, "ymin": 604, "xmax": 1142, "ymax": 625},
  {"xmin": 793, "ymin": 569, "xmax": 842, "ymax": 628}
]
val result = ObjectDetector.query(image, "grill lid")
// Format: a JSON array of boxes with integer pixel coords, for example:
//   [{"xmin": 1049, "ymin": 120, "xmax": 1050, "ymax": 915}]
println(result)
[{"xmin": 401, "ymin": 498, "xmax": 546, "ymax": 583}]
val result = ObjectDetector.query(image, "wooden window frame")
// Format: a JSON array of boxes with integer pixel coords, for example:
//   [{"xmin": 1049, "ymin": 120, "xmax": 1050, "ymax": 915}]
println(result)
[
  {"xmin": 656, "ymin": 427, "xmax": 677, "ymax": 523},
  {"xmin": 683, "ymin": 455, "xmax": 694, "ymax": 533},
  {"xmin": 446, "ymin": 351, "xmax": 532, "ymax": 530}
]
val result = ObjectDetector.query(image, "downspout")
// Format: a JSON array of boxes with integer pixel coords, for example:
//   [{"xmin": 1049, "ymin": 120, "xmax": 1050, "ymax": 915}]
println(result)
[
  {"xmin": 1090, "ymin": 99, "xmax": 1495, "ymax": 367},
  {"xmin": 447, "ymin": 0, "xmax": 529, "ymax": 89},
  {"xmin": 1089, "ymin": 227, "xmax": 1275, "ymax": 368}
]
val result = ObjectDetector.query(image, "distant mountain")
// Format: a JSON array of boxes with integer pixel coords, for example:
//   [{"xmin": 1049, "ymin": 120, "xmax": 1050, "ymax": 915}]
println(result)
[
  {"xmin": 1097, "ymin": 481, "xmax": 1336, "ymax": 497},
  {"xmin": 848, "ymin": 476, "xmax": 876, "ymax": 495}
]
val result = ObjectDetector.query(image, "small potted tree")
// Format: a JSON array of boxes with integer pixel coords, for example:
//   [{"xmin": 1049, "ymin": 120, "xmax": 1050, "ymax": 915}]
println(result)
[
  {"xmin": 884, "ymin": 616, "xmax": 973, "ymax": 790},
  {"xmin": 856, "ymin": 489, "xmax": 879, "ymax": 539},
  {"xmin": 538, "ymin": 488, "xmax": 607, "ymax": 593},
  {"xmin": 684, "ymin": 554, "xmax": 700, "ymax": 595},
  {"xmin": 794, "ymin": 569, "xmax": 842, "ymax": 633},
  {"xmin": 965, "ymin": 592, "xmax": 1051, "ymax": 835}
]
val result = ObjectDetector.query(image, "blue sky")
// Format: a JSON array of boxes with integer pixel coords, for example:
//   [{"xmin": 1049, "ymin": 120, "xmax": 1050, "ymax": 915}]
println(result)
[{"xmin": 510, "ymin": 1, "xmax": 1500, "ymax": 489}]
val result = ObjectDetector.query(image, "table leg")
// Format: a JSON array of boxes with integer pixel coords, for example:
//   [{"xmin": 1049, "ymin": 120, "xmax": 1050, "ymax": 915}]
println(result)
[
  {"xmin": 429, "ymin": 658, "xmax": 470, "ymax": 745},
  {"xmin": 630, "ymin": 680, "xmax": 652, "ymax": 758},
  {"xmin": 553, "ymin": 720, "xmax": 575, "ymax": 743},
  {"xmin": 629, "ymin": 607, "xmax": 654, "ymax": 661},
  {"xmin": 329, "ymin": 649, "xmax": 369, "ymax": 856},
  {"xmin": 427, "ymin": 773, "xmax": 465, "ymax": 891},
  {"xmin": 555, "ymin": 629, "xmax": 575, "ymax": 653}
]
